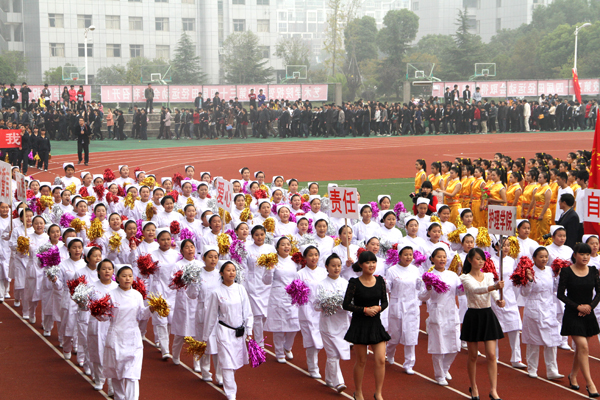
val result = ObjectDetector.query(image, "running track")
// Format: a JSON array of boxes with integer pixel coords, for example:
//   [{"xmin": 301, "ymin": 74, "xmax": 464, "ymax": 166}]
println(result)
[{"xmin": 27, "ymin": 131, "xmax": 593, "ymax": 183}]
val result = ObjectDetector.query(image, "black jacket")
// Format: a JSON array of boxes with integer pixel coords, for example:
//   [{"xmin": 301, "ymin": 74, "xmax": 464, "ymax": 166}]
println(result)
[{"xmin": 557, "ymin": 208, "xmax": 583, "ymax": 249}]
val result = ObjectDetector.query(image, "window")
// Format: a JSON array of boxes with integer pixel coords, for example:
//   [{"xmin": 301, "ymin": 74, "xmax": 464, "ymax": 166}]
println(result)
[
  {"xmin": 278, "ymin": 12, "xmax": 286, "ymax": 20},
  {"xmin": 257, "ymin": 19, "xmax": 269, "ymax": 32},
  {"xmin": 233, "ymin": 19, "xmax": 245, "ymax": 32},
  {"xmin": 78, "ymin": 43, "xmax": 93, "ymax": 57},
  {"xmin": 182, "ymin": 0, "xmax": 194, "ymax": 3},
  {"xmin": 49, "ymin": 43, "xmax": 65, "ymax": 57},
  {"xmin": 156, "ymin": 17, "xmax": 169, "ymax": 31},
  {"xmin": 462, "ymin": 0, "xmax": 477, "ymax": 7},
  {"xmin": 232, "ymin": 0, "xmax": 245, "ymax": 4},
  {"xmin": 48, "ymin": 13, "xmax": 64, "ymax": 28},
  {"xmin": 496, "ymin": 17, "xmax": 501, "ymax": 31},
  {"xmin": 467, "ymin": 18, "xmax": 477, "ymax": 31},
  {"xmin": 155, "ymin": 0, "xmax": 168, "ymax": 2},
  {"xmin": 130, "ymin": 44, "xmax": 143, "ymax": 58},
  {"xmin": 183, "ymin": 18, "xmax": 195, "ymax": 31},
  {"xmin": 257, "ymin": 0, "xmax": 269, "ymax": 4},
  {"xmin": 259, "ymin": 46, "xmax": 269, "ymax": 59},
  {"xmin": 412, "ymin": 1, "xmax": 418, "ymax": 10},
  {"xmin": 107, "ymin": 44, "xmax": 121, "ymax": 57},
  {"xmin": 156, "ymin": 45, "xmax": 170, "ymax": 59},
  {"xmin": 129, "ymin": 17, "xmax": 143, "ymax": 30},
  {"xmin": 128, "ymin": 0, "xmax": 141, "ymax": 2},
  {"xmin": 496, "ymin": 0, "xmax": 501, "ymax": 6},
  {"xmin": 106, "ymin": 15, "xmax": 120, "ymax": 30},
  {"xmin": 77, "ymin": 14, "xmax": 92, "ymax": 29},
  {"xmin": 278, "ymin": 22, "xmax": 287, "ymax": 32}
]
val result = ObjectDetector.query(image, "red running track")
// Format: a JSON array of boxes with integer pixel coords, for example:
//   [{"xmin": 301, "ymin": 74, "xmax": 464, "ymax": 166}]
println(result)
[
  {"xmin": 29, "ymin": 131, "xmax": 593, "ymax": 184},
  {"xmin": 2, "ymin": 295, "xmax": 599, "ymax": 400}
]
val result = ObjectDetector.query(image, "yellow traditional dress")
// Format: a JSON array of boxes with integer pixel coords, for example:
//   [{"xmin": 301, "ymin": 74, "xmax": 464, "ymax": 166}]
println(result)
[
  {"xmin": 570, "ymin": 183, "xmax": 581, "ymax": 198},
  {"xmin": 549, "ymin": 181, "xmax": 558, "ymax": 222},
  {"xmin": 428, "ymin": 173, "xmax": 442, "ymax": 191},
  {"xmin": 506, "ymin": 183, "xmax": 522, "ymax": 218},
  {"xmin": 440, "ymin": 172, "xmax": 450, "ymax": 190},
  {"xmin": 471, "ymin": 177, "xmax": 486, "ymax": 228},
  {"xmin": 415, "ymin": 169, "xmax": 427, "ymax": 192},
  {"xmin": 460, "ymin": 176, "xmax": 475, "ymax": 208},
  {"xmin": 488, "ymin": 182, "xmax": 506, "ymax": 204},
  {"xmin": 531, "ymin": 184, "xmax": 552, "ymax": 243},
  {"xmin": 444, "ymin": 178, "xmax": 462, "ymax": 224},
  {"xmin": 520, "ymin": 183, "xmax": 538, "ymax": 222}
]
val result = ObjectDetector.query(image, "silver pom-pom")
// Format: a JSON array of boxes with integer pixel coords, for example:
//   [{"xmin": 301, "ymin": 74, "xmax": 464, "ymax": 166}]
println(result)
[
  {"xmin": 206, "ymin": 198, "xmax": 218, "ymax": 214},
  {"xmin": 53, "ymin": 177, "xmax": 64, "ymax": 187},
  {"xmin": 180, "ymin": 260, "xmax": 202, "ymax": 285},
  {"xmin": 45, "ymin": 265, "xmax": 60, "ymax": 280},
  {"xmin": 71, "ymin": 283, "xmax": 94, "ymax": 310},
  {"xmin": 326, "ymin": 222, "xmax": 337, "ymax": 236},
  {"xmin": 37, "ymin": 242, "xmax": 53, "ymax": 255},
  {"xmin": 191, "ymin": 191, "xmax": 200, "ymax": 198},
  {"xmin": 141, "ymin": 211, "xmax": 147, "ymax": 221},
  {"xmin": 229, "ymin": 259, "xmax": 245, "ymax": 284},
  {"xmin": 299, "ymin": 187, "xmax": 309, "ymax": 196},
  {"xmin": 355, "ymin": 240, "xmax": 366, "ymax": 249},
  {"xmin": 379, "ymin": 238, "xmax": 394, "ymax": 256},
  {"xmin": 320, "ymin": 197, "xmax": 331, "ymax": 212},
  {"xmin": 173, "ymin": 202, "xmax": 181, "ymax": 213},
  {"xmin": 316, "ymin": 287, "xmax": 344, "ymax": 316},
  {"xmin": 264, "ymin": 232, "xmax": 274, "ymax": 245},
  {"xmin": 297, "ymin": 233, "xmax": 317, "ymax": 248},
  {"xmin": 41, "ymin": 213, "xmax": 51, "ymax": 225},
  {"xmin": 51, "ymin": 205, "xmax": 64, "ymax": 224},
  {"xmin": 396, "ymin": 212, "xmax": 412, "ymax": 229}
]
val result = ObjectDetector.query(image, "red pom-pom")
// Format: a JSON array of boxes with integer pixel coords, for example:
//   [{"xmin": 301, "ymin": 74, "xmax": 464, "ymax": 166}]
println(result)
[
  {"xmin": 481, "ymin": 255, "xmax": 499, "ymax": 281},
  {"xmin": 510, "ymin": 256, "xmax": 535, "ymax": 287},
  {"xmin": 133, "ymin": 167, "xmax": 142, "ymax": 174},
  {"xmin": 93, "ymin": 184, "xmax": 105, "ymax": 200},
  {"xmin": 89, "ymin": 293, "xmax": 115, "ymax": 321},
  {"xmin": 87, "ymin": 241, "xmax": 103, "ymax": 252},
  {"xmin": 105, "ymin": 192, "xmax": 117, "ymax": 204},
  {"xmin": 136, "ymin": 254, "xmax": 159, "ymax": 276},
  {"xmin": 173, "ymin": 173, "xmax": 184, "ymax": 188},
  {"xmin": 392, "ymin": 243, "xmax": 398, "ymax": 251},
  {"xmin": 79, "ymin": 186, "xmax": 90, "ymax": 197},
  {"xmin": 103, "ymin": 168, "xmax": 115, "ymax": 183},
  {"xmin": 551, "ymin": 258, "xmax": 571, "ymax": 277},
  {"xmin": 129, "ymin": 236, "xmax": 141, "ymax": 248},
  {"xmin": 357, "ymin": 247, "xmax": 367, "ymax": 258},
  {"xmin": 67, "ymin": 275, "xmax": 88, "ymax": 296},
  {"xmin": 291, "ymin": 251, "xmax": 306, "ymax": 268},
  {"xmin": 119, "ymin": 215, "xmax": 128, "ymax": 230},
  {"xmin": 169, "ymin": 270, "xmax": 185, "ymax": 290},
  {"xmin": 170, "ymin": 220, "xmax": 181, "ymax": 236},
  {"xmin": 132, "ymin": 276, "xmax": 147, "ymax": 299},
  {"xmin": 26, "ymin": 189, "xmax": 34, "ymax": 200},
  {"xmin": 12, "ymin": 208, "xmax": 19, "ymax": 219},
  {"xmin": 254, "ymin": 189, "xmax": 267, "ymax": 199},
  {"xmin": 117, "ymin": 185, "xmax": 126, "ymax": 197},
  {"xmin": 167, "ymin": 190, "xmax": 179, "ymax": 202}
]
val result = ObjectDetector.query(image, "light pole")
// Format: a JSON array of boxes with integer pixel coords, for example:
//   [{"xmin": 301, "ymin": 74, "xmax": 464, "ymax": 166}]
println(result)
[
  {"xmin": 84, "ymin": 25, "xmax": 96, "ymax": 85},
  {"xmin": 573, "ymin": 22, "xmax": 591, "ymax": 100}
]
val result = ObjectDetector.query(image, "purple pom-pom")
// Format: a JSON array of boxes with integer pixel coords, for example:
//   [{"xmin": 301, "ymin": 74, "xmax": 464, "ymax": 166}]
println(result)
[
  {"xmin": 28, "ymin": 197, "xmax": 39, "ymax": 213},
  {"xmin": 230, "ymin": 239, "xmax": 247, "ymax": 264},
  {"xmin": 36, "ymin": 245, "xmax": 61, "ymax": 268},
  {"xmin": 289, "ymin": 212, "xmax": 297, "ymax": 223},
  {"xmin": 422, "ymin": 272, "xmax": 450, "ymax": 294},
  {"xmin": 180, "ymin": 228, "xmax": 195, "ymax": 241},
  {"xmin": 225, "ymin": 229, "xmax": 237, "ymax": 241},
  {"xmin": 393, "ymin": 201, "xmax": 407, "ymax": 215},
  {"xmin": 242, "ymin": 181, "xmax": 250, "ymax": 195},
  {"xmin": 386, "ymin": 248, "xmax": 399, "ymax": 266},
  {"xmin": 369, "ymin": 201, "xmax": 379, "ymax": 220},
  {"xmin": 60, "ymin": 213, "xmax": 75, "ymax": 228},
  {"xmin": 248, "ymin": 339, "xmax": 266, "ymax": 368},
  {"xmin": 301, "ymin": 202, "xmax": 311, "ymax": 213},
  {"xmin": 136, "ymin": 219, "xmax": 143, "ymax": 239},
  {"xmin": 307, "ymin": 218, "xmax": 314, "ymax": 234},
  {"xmin": 413, "ymin": 250, "xmax": 427, "ymax": 266},
  {"xmin": 90, "ymin": 212, "xmax": 96, "ymax": 221},
  {"xmin": 285, "ymin": 279, "xmax": 310, "ymax": 306},
  {"xmin": 271, "ymin": 203, "xmax": 278, "ymax": 215},
  {"xmin": 484, "ymin": 251, "xmax": 492, "ymax": 260}
]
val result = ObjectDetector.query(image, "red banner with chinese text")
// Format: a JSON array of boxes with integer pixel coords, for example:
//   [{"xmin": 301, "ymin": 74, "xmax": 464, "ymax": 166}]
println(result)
[
  {"xmin": 0, "ymin": 130, "xmax": 22, "ymax": 148},
  {"xmin": 584, "ymin": 116, "xmax": 600, "ymax": 234},
  {"xmin": 572, "ymin": 69, "xmax": 582, "ymax": 103}
]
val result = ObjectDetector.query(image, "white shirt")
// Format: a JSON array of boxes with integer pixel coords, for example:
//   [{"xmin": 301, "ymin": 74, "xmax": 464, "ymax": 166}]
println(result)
[
  {"xmin": 555, "ymin": 186, "xmax": 574, "ymax": 221},
  {"xmin": 460, "ymin": 273, "xmax": 499, "ymax": 309}
]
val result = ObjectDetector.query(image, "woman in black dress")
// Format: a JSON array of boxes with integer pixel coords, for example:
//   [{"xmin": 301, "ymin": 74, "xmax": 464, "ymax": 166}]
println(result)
[
  {"xmin": 343, "ymin": 250, "xmax": 390, "ymax": 400},
  {"xmin": 557, "ymin": 243, "xmax": 600, "ymax": 397}
]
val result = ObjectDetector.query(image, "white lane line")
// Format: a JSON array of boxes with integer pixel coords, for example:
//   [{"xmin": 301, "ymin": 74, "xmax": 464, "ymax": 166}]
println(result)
[{"xmin": 2, "ymin": 302, "xmax": 111, "ymax": 399}]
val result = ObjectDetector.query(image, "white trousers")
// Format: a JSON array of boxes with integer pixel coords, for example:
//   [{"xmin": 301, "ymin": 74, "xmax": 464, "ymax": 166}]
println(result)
[
  {"xmin": 386, "ymin": 343, "xmax": 416, "ymax": 369},
  {"xmin": 496, "ymin": 330, "xmax": 522, "ymax": 363},
  {"xmin": 172, "ymin": 335, "xmax": 184, "ymax": 363},
  {"xmin": 138, "ymin": 318, "xmax": 149, "ymax": 337},
  {"xmin": 155, "ymin": 324, "xmax": 170, "ymax": 356},
  {"xmin": 27, "ymin": 300, "xmax": 38, "ymax": 322},
  {"xmin": 200, "ymin": 353, "xmax": 222, "ymax": 383},
  {"xmin": 526, "ymin": 345, "xmax": 559, "ymax": 377},
  {"xmin": 273, "ymin": 332, "xmax": 297, "ymax": 359},
  {"xmin": 222, "ymin": 369, "xmax": 237, "ymax": 400},
  {"xmin": 432, "ymin": 353, "xmax": 457, "ymax": 381},
  {"xmin": 113, "ymin": 378, "xmax": 139, "ymax": 400},
  {"xmin": 325, "ymin": 356, "xmax": 344, "ymax": 387},
  {"xmin": 253, "ymin": 315, "xmax": 266, "ymax": 347},
  {"xmin": 0, "ymin": 279, "xmax": 8, "ymax": 299},
  {"xmin": 92, "ymin": 362, "xmax": 112, "ymax": 391},
  {"xmin": 77, "ymin": 320, "xmax": 89, "ymax": 367},
  {"xmin": 42, "ymin": 315, "xmax": 54, "ymax": 333},
  {"xmin": 306, "ymin": 346, "xmax": 320, "ymax": 375}
]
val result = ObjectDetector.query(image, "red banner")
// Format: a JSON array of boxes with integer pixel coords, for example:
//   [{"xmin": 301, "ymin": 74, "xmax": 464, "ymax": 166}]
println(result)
[
  {"xmin": 572, "ymin": 69, "xmax": 582, "ymax": 103},
  {"xmin": 584, "ymin": 116, "xmax": 600, "ymax": 235},
  {"xmin": 0, "ymin": 129, "xmax": 22, "ymax": 148}
]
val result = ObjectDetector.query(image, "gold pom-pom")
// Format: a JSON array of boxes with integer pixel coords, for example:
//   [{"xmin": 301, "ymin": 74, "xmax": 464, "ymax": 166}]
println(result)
[
  {"xmin": 257, "ymin": 253, "xmax": 278, "ymax": 269},
  {"xmin": 455, "ymin": 216, "xmax": 465, "ymax": 228},
  {"xmin": 260, "ymin": 184, "xmax": 269, "ymax": 193},
  {"xmin": 83, "ymin": 196, "xmax": 96, "ymax": 203},
  {"xmin": 40, "ymin": 195, "xmax": 54, "ymax": 210},
  {"xmin": 65, "ymin": 183, "xmax": 76, "ymax": 194},
  {"xmin": 217, "ymin": 233, "xmax": 230, "ymax": 255},
  {"xmin": 244, "ymin": 194, "xmax": 252, "ymax": 208},
  {"xmin": 448, "ymin": 254, "xmax": 462, "ymax": 275},
  {"xmin": 430, "ymin": 215, "xmax": 441, "ymax": 224},
  {"xmin": 70, "ymin": 218, "xmax": 87, "ymax": 233},
  {"xmin": 507, "ymin": 236, "xmax": 520, "ymax": 258},
  {"xmin": 177, "ymin": 209, "xmax": 185, "ymax": 216},
  {"xmin": 141, "ymin": 176, "xmax": 157, "ymax": 188},
  {"xmin": 302, "ymin": 194, "xmax": 309, "ymax": 202},
  {"xmin": 146, "ymin": 203, "xmax": 155, "ymax": 221},
  {"xmin": 286, "ymin": 234, "xmax": 299, "ymax": 255},
  {"xmin": 33, "ymin": 154, "xmax": 41, "ymax": 162},
  {"xmin": 542, "ymin": 237, "xmax": 553, "ymax": 246},
  {"xmin": 184, "ymin": 336, "xmax": 207, "ymax": 358},
  {"xmin": 264, "ymin": 217, "xmax": 275, "ymax": 233},
  {"xmin": 218, "ymin": 208, "xmax": 232, "ymax": 224},
  {"xmin": 124, "ymin": 193, "xmax": 139, "ymax": 210},
  {"xmin": 186, "ymin": 197, "xmax": 194, "ymax": 205},
  {"xmin": 17, "ymin": 236, "xmax": 30, "ymax": 255},
  {"xmin": 240, "ymin": 208, "xmax": 253, "ymax": 222},
  {"xmin": 148, "ymin": 293, "xmax": 170, "ymax": 317},
  {"xmin": 427, "ymin": 265, "xmax": 435, "ymax": 272},
  {"xmin": 448, "ymin": 225, "xmax": 466, "ymax": 244},
  {"xmin": 109, "ymin": 232, "xmax": 122, "ymax": 252},
  {"xmin": 476, "ymin": 227, "xmax": 491, "ymax": 248},
  {"xmin": 334, "ymin": 237, "xmax": 342, "ymax": 246},
  {"xmin": 87, "ymin": 218, "xmax": 104, "ymax": 241},
  {"xmin": 4, "ymin": 154, "xmax": 8, "ymax": 163}
]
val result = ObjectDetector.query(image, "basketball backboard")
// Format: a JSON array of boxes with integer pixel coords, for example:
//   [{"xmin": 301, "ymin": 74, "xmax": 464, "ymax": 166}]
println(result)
[
  {"xmin": 62, "ymin": 65, "xmax": 85, "ymax": 82},
  {"xmin": 470, "ymin": 63, "xmax": 496, "ymax": 81},
  {"xmin": 406, "ymin": 63, "xmax": 440, "ymax": 82},
  {"xmin": 141, "ymin": 64, "xmax": 172, "ymax": 84}
]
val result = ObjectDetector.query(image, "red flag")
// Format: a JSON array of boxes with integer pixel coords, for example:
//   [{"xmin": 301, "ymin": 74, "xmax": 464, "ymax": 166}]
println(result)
[
  {"xmin": 572, "ymin": 68, "xmax": 582, "ymax": 103},
  {"xmin": 584, "ymin": 116, "xmax": 600, "ymax": 234}
]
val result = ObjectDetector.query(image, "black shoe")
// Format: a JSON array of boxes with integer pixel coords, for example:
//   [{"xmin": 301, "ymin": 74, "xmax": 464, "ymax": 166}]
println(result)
[
  {"xmin": 85, "ymin": 163, "xmax": 88, "ymax": 166},
  {"xmin": 568, "ymin": 374, "xmax": 579, "ymax": 390},
  {"xmin": 469, "ymin": 388, "xmax": 479, "ymax": 400},
  {"xmin": 587, "ymin": 387, "xmax": 600, "ymax": 398},
  {"xmin": 489, "ymin": 395, "xmax": 501, "ymax": 400}
]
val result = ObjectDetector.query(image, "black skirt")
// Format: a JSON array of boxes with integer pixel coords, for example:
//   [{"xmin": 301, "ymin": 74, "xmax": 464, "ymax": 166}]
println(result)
[
  {"xmin": 561, "ymin": 308, "xmax": 600, "ymax": 337},
  {"xmin": 460, "ymin": 307, "xmax": 504, "ymax": 342}
]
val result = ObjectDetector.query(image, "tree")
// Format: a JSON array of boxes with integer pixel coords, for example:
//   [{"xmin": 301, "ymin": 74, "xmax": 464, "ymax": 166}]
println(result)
[
  {"xmin": 344, "ymin": 16, "xmax": 378, "ymax": 63},
  {"xmin": 444, "ymin": 8, "xmax": 484, "ymax": 80},
  {"xmin": 322, "ymin": 0, "xmax": 345, "ymax": 77},
  {"xmin": 94, "ymin": 65, "xmax": 127, "ymax": 84},
  {"xmin": 0, "ymin": 51, "xmax": 27, "ymax": 81},
  {"xmin": 220, "ymin": 31, "xmax": 274, "ymax": 84},
  {"xmin": 43, "ymin": 66, "xmax": 65, "ymax": 84},
  {"xmin": 0, "ymin": 57, "xmax": 18, "ymax": 83},
  {"xmin": 376, "ymin": 9, "xmax": 419, "ymax": 97},
  {"xmin": 172, "ymin": 32, "xmax": 206, "ymax": 84},
  {"xmin": 125, "ymin": 57, "xmax": 167, "ymax": 84},
  {"xmin": 532, "ymin": 0, "xmax": 592, "ymax": 32},
  {"xmin": 274, "ymin": 36, "xmax": 311, "ymax": 70}
]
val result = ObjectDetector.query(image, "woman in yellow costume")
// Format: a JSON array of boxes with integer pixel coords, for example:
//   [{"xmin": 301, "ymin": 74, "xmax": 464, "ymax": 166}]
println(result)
[
  {"xmin": 414, "ymin": 159, "xmax": 427, "ymax": 192},
  {"xmin": 526, "ymin": 170, "xmax": 552, "ymax": 243},
  {"xmin": 438, "ymin": 161, "xmax": 452, "ymax": 191},
  {"xmin": 506, "ymin": 171, "xmax": 523, "ymax": 217},
  {"xmin": 520, "ymin": 169, "xmax": 539, "ymax": 230},
  {"xmin": 440, "ymin": 166, "xmax": 462, "ymax": 224},
  {"xmin": 428, "ymin": 161, "xmax": 443, "ymax": 191},
  {"xmin": 460, "ymin": 165, "xmax": 475, "ymax": 208},
  {"xmin": 470, "ymin": 167, "xmax": 487, "ymax": 228},
  {"xmin": 548, "ymin": 169, "xmax": 559, "ymax": 222},
  {"xmin": 485, "ymin": 168, "xmax": 507, "ymax": 209}
]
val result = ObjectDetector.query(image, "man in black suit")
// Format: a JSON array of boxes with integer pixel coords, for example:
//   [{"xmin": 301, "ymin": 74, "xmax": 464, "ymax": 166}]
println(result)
[
  {"xmin": 444, "ymin": 87, "xmax": 452, "ymax": 105},
  {"xmin": 463, "ymin": 85, "xmax": 471, "ymax": 104},
  {"xmin": 557, "ymin": 193, "xmax": 582, "ymax": 249},
  {"xmin": 76, "ymin": 117, "xmax": 91, "ymax": 165}
]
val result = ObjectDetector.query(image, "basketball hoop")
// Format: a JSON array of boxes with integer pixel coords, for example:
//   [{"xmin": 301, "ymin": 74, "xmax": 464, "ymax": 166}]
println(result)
[{"xmin": 73, "ymin": 77, "xmax": 78, "ymax": 81}]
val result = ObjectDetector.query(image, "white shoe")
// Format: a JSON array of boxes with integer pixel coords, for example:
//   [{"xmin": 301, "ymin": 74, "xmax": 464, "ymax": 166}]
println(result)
[
  {"xmin": 215, "ymin": 379, "xmax": 223, "ymax": 386},
  {"xmin": 387, "ymin": 358, "xmax": 395, "ymax": 365},
  {"xmin": 172, "ymin": 357, "xmax": 180, "ymax": 365},
  {"xmin": 559, "ymin": 344, "xmax": 572, "ymax": 351},
  {"xmin": 284, "ymin": 349, "xmax": 293, "ymax": 360},
  {"xmin": 437, "ymin": 378, "xmax": 449, "ymax": 386},
  {"xmin": 445, "ymin": 372, "xmax": 452, "ymax": 380},
  {"xmin": 84, "ymin": 367, "xmax": 92, "ymax": 376},
  {"xmin": 201, "ymin": 376, "xmax": 213, "ymax": 382},
  {"xmin": 63, "ymin": 352, "xmax": 71, "ymax": 360},
  {"xmin": 405, "ymin": 368, "xmax": 415, "ymax": 375},
  {"xmin": 461, "ymin": 341, "xmax": 468, "ymax": 349},
  {"xmin": 29, "ymin": 316, "xmax": 36, "ymax": 324},
  {"xmin": 22, "ymin": 315, "xmax": 29, "ymax": 320},
  {"xmin": 58, "ymin": 342, "xmax": 63, "ymax": 348},
  {"xmin": 547, "ymin": 373, "xmax": 564, "ymax": 380},
  {"xmin": 309, "ymin": 372, "xmax": 321, "ymax": 379},
  {"xmin": 511, "ymin": 362, "xmax": 527, "ymax": 369},
  {"xmin": 335, "ymin": 384, "xmax": 347, "ymax": 393},
  {"xmin": 4, "ymin": 293, "xmax": 9, "ymax": 299},
  {"xmin": 162, "ymin": 353, "xmax": 172, "ymax": 360},
  {"xmin": 528, "ymin": 372, "xmax": 538, "ymax": 378},
  {"xmin": 107, "ymin": 386, "xmax": 114, "ymax": 397},
  {"xmin": 93, "ymin": 383, "xmax": 103, "ymax": 391},
  {"xmin": 277, "ymin": 358, "xmax": 286, "ymax": 364},
  {"xmin": 193, "ymin": 363, "xmax": 201, "ymax": 373},
  {"xmin": 43, "ymin": 331, "xmax": 51, "ymax": 337}
]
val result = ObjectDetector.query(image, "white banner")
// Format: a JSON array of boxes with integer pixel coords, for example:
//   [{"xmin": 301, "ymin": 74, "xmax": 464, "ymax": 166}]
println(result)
[
  {"xmin": 328, "ymin": 187, "xmax": 359, "ymax": 220},
  {"xmin": 15, "ymin": 172, "xmax": 26, "ymax": 202},
  {"xmin": 582, "ymin": 189, "xmax": 600, "ymax": 223},
  {"xmin": 0, "ymin": 161, "xmax": 11, "ymax": 205},
  {"xmin": 487, "ymin": 205, "xmax": 517, "ymax": 236},
  {"xmin": 215, "ymin": 177, "xmax": 233, "ymax": 212}
]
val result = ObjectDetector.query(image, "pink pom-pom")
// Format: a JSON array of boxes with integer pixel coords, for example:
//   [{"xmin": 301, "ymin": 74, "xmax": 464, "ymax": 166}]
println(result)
[
  {"xmin": 180, "ymin": 228, "xmax": 195, "ymax": 241},
  {"xmin": 385, "ymin": 248, "xmax": 399, "ymax": 266},
  {"xmin": 413, "ymin": 250, "xmax": 427, "ymax": 266},
  {"xmin": 422, "ymin": 272, "xmax": 450, "ymax": 294},
  {"xmin": 37, "ymin": 245, "xmax": 61, "ymax": 268},
  {"xmin": 301, "ymin": 202, "xmax": 311, "ymax": 213},
  {"xmin": 248, "ymin": 339, "xmax": 266, "ymax": 368},
  {"xmin": 307, "ymin": 218, "xmax": 314, "ymax": 234},
  {"xmin": 393, "ymin": 201, "xmax": 407, "ymax": 215},
  {"xmin": 60, "ymin": 213, "xmax": 75, "ymax": 228},
  {"xmin": 285, "ymin": 279, "xmax": 311, "ymax": 306},
  {"xmin": 289, "ymin": 212, "xmax": 297, "ymax": 223},
  {"xmin": 369, "ymin": 201, "xmax": 379, "ymax": 220}
]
